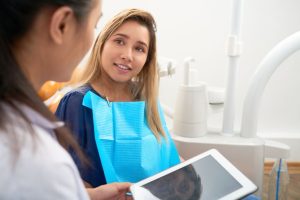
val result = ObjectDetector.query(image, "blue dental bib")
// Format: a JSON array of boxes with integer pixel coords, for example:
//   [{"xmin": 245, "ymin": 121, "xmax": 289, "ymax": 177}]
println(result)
[{"xmin": 82, "ymin": 91, "xmax": 179, "ymax": 183}]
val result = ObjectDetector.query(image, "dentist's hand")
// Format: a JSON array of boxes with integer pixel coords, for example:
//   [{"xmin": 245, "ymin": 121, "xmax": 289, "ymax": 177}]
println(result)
[{"xmin": 87, "ymin": 182, "xmax": 132, "ymax": 200}]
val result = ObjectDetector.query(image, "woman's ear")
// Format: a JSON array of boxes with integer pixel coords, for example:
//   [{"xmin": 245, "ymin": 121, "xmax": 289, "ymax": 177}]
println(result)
[{"xmin": 49, "ymin": 6, "xmax": 75, "ymax": 44}]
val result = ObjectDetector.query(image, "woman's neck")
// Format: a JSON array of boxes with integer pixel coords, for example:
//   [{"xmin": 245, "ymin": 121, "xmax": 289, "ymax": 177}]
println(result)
[{"xmin": 91, "ymin": 77, "xmax": 134, "ymax": 102}]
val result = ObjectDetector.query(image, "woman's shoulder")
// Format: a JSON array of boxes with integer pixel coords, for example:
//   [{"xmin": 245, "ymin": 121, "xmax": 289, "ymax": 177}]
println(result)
[
  {"xmin": 63, "ymin": 84, "xmax": 92, "ymax": 100},
  {"xmin": 57, "ymin": 84, "xmax": 93, "ymax": 109},
  {"xmin": 55, "ymin": 84, "xmax": 94, "ymax": 120},
  {"xmin": 0, "ymin": 123, "xmax": 89, "ymax": 199}
]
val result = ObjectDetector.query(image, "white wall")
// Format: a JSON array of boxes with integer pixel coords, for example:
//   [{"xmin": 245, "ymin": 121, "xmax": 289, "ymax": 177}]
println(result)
[{"xmin": 95, "ymin": 0, "xmax": 300, "ymax": 159}]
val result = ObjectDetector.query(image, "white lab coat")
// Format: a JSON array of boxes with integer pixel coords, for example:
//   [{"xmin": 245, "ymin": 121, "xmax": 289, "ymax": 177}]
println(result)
[{"xmin": 0, "ymin": 104, "xmax": 89, "ymax": 200}]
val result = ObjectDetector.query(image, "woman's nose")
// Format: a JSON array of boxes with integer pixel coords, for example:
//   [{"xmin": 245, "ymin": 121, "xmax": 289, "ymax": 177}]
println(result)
[{"xmin": 121, "ymin": 47, "xmax": 133, "ymax": 62}]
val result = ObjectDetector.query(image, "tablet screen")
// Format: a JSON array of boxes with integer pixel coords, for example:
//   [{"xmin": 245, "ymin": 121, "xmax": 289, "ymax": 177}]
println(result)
[{"xmin": 137, "ymin": 155, "xmax": 244, "ymax": 200}]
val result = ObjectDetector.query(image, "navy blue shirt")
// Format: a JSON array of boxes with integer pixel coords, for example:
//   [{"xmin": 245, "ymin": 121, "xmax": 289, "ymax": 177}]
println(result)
[{"xmin": 55, "ymin": 85, "xmax": 106, "ymax": 187}]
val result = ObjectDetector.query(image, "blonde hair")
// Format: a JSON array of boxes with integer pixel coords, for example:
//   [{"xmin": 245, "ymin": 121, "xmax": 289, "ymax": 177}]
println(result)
[{"xmin": 72, "ymin": 8, "xmax": 166, "ymax": 139}]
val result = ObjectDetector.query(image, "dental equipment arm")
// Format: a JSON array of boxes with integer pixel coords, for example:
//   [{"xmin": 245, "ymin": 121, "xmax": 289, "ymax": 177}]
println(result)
[{"xmin": 241, "ymin": 31, "xmax": 300, "ymax": 138}]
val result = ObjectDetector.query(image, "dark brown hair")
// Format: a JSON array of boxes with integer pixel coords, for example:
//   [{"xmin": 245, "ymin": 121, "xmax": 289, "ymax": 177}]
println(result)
[{"xmin": 0, "ymin": 0, "xmax": 93, "ymax": 163}]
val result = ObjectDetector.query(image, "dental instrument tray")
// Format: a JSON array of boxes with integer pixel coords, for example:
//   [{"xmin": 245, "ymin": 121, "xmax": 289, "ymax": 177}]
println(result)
[{"xmin": 130, "ymin": 149, "xmax": 257, "ymax": 200}]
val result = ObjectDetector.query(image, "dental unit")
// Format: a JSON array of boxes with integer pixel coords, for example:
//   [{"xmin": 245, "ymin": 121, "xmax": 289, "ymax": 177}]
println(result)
[{"xmin": 159, "ymin": 0, "xmax": 300, "ymax": 197}]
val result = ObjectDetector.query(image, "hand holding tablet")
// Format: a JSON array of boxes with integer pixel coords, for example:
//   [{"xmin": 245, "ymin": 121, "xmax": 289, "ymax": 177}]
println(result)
[{"xmin": 130, "ymin": 149, "xmax": 257, "ymax": 200}]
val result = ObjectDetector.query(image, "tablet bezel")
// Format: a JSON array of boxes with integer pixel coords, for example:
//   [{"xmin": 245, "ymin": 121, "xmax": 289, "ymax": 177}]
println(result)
[{"xmin": 130, "ymin": 149, "xmax": 257, "ymax": 200}]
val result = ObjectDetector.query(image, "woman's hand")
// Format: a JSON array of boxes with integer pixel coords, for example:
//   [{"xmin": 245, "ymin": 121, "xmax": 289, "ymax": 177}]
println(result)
[{"xmin": 87, "ymin": 182, "xmax": 132, "ymax": 200}]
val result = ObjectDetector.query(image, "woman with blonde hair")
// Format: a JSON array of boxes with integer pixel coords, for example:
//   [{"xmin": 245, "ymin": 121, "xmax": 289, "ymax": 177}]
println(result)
[{"xmin": 56, "ymin": 8, "xmax": 180, "ymax": 188}]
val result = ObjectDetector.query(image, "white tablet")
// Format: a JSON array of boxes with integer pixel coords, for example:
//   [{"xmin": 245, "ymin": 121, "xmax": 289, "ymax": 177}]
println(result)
[{"xmin": 130, "ymin": 149, "xmax": 257, "ymax": 200}]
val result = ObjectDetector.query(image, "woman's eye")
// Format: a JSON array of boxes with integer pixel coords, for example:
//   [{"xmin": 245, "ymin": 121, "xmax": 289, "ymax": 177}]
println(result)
[
  {"xmin": 115, "ymin": 39, "xmax": 124, "ymax": 45},
  {"xmin": 136, "ymin": 46, "xmax": 145, "ymax": 53}
]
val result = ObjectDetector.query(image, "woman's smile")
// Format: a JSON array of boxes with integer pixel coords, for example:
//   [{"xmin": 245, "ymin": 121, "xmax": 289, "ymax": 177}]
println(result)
[{"xmin": 114, "ymin": 63, "xmax": 132, "ymax": 72}]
